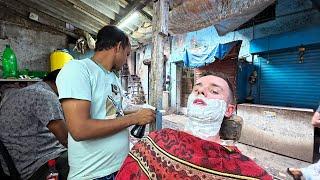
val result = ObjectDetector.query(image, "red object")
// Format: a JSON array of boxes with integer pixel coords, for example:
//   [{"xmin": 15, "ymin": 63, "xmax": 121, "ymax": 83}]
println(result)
[
  {"xmin": 47, "ymin": 159, "xmax": 59, "ymax": 180},
  {"xmin": 116, "ymin": 128, "xmax": 272, "ymax": 180},
  {"xmin": 48, "ymin": 160, "xmax": 56, "ymax": 167}
]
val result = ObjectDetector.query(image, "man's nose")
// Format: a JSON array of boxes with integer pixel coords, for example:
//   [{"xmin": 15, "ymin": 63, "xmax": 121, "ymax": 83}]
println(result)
[{"xmin": 197, "ymin": 87, "xmax": 207, "ymax": 96}]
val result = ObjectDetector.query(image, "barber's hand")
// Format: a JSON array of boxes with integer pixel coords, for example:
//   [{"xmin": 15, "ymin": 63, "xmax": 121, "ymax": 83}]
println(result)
[
  {"xmin": 312, "ymin": 112, "xmax": 320, "ymax": 128},
  {"xmin": 133, "ymin": 108, "xmax": 156, "ymax": 125}
]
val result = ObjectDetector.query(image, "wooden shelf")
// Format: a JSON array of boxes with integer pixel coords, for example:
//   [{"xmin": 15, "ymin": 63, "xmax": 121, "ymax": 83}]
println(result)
[{"xmin": 0, "ymin": 78, "xmax": 41, "ymax": 82}]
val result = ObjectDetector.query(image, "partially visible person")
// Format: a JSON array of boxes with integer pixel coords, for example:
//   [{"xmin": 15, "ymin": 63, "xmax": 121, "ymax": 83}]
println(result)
[
  {"xmin": 0, "ymin": 69, "xmax": 69, "ymax": 180},
  {"xmin": 56, "ymin": 25, "xmax": 155, "ymax": 180},
  {"xmin": 312, "ymin": 105, "xmax": 320, "ymax": 128},
  {"xmin": 116, "ymin": 73, "xmax": 272, "ymax": 180},
  {"xmin": 287, "ymin": 105, "xmax": 320, "ymax": 180}
]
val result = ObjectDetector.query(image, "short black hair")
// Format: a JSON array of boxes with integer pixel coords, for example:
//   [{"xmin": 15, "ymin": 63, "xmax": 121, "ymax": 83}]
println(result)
[
  {"xmin": 200, "ymin": 71, "xmax": 236, "ymax": 104},
  {"xmin": 43, "ymin": 69, "xmax": 61, "ymax": 82},
  {"xmin": 95, "ymin": 25, "xmax": 130, "ymax": 52}
]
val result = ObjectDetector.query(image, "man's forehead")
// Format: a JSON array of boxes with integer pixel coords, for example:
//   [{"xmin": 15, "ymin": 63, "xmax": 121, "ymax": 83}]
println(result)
[{"xmin": 196, "ymin": 75, "xmax": 228, "ymax": 89}]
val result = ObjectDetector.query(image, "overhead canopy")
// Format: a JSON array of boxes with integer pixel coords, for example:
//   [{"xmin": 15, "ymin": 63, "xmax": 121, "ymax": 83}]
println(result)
[
  {"xmin": 0, "ymin": 0, "xmax": 153, "ymax": 47},
  {"xmin": 1, "ymin": 0, "xmax": 276, "ymax": 46},
  {"xmin": 183, "ymin": 40, "xmax": 242, "ymax": 68},
  {"xmin": 169, "ymin": 0, "xmax": 275, "ymax": 36}
]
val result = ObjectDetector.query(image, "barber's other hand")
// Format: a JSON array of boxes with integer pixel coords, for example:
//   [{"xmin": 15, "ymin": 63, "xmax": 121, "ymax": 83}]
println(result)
[{"xmin": 133, "ymin": 108, "xmax": 156, "ymax": 125}]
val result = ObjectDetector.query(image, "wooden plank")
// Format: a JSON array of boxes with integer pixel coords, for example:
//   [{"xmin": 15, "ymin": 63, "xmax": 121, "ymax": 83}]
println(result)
[
  {"xmin": 139, "ymin": 9, "xmax": 152, "ymax": 21},
  {"xmin": 50, "ymin": 0, "xmax": 104, "ymax": 29},
  {"xmin": 79, "ymin": 0, "xmax": 117, "ymax": 20},
  {"xmin": 27, "ymin": 0, "xmax": 101, "ymax": 34},
  {"xmin": 25, "ymin": 0, "xmax": 98, "ymax": 35},
  {"xmin": 67, "ymin": 0, "xmax": 111, "ymax": 25},
  {"xmin": 149, "ymin": 0, "xmax": 169, "ymax": 131},
  {"xmin": 114, "ymin": 0, "xmax": 152, "ymax": 25},
  {"xmin": 0, "ymin": 0, "xmax": 77, "ymax": 37},
  {"xmin": 118, "ymin": 0, "xmax": 128, "ymax": 8}
]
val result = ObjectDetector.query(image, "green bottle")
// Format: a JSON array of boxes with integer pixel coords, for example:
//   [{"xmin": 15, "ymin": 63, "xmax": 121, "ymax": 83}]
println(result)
[{"xmin": 2, "ymin": 44, "xmax": 18, "ymax": 78}]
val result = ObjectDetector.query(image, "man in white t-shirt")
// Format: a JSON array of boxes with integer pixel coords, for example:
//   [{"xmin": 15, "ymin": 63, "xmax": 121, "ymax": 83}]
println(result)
[{"xmin": 56, "ymin": 25, "xmax": 155, "ymax": 180}]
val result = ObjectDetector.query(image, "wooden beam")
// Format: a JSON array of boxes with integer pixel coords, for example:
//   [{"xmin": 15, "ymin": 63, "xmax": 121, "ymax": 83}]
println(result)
[
  {"xmin": 67, "ymin": 0, "xmax": 111, "ymax": 25},
  {"xmin": 139, "ymin": 9, "xmax": 152, "ymax": 21},
  {"xmin": 118, "ymin": 0, "xmax": 128, "ymax": 8},
  {"xmin": 26, "ymin": 0, "xmax": 98, "ymax": 34},
  {"xmin": 114, "ymin": 0, "xmax": 152, "ymax": 25},
  {"xmin": 72, "ymin": 5, "xmax": 108, "ymax": 26},
  {"xmin": 149, "ymin": 0, "xmax": 169, "ymax": 131},
  {"xmin": 50, "ymin": 0, "xmax": 104, "ymax": 28},
  {"xmin": 0, "ymin": 0, "xmax": 77, "ymax": 37},
  {"xmin": 79, "ymin": 0, "xmax": 117, "ymax": 20},
  {"xmin": 27, "ymin": 0, "xmax": 101, "ymax": 35}
]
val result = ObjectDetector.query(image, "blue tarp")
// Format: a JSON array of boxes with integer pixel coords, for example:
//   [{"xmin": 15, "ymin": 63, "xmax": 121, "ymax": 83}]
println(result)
[{"xmin": 183, "ymin": 40, "xmax": 242, "ymax": 68}]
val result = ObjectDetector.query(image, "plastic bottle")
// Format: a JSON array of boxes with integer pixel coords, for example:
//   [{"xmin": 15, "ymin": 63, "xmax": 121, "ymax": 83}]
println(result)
[
  {"xmin": 46, "ymin": 159, "xmax": 59, "ymax": 180},
  {"xmin": 130, "ymin": 104, "xmax": 157, "ymax": 138},
  {"xmin": 1, "ymin": 45, "xmax": 18, "ymax": 78},
  {"xmin": 130, "ymin": 124, "xmax": 146, "ymax": 138}
]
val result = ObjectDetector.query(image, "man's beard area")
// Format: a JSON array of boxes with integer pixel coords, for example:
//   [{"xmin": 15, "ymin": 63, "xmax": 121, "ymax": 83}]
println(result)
[{"xmin": 185, "ymin": 94, "xmax": 227, "ymax": 139}]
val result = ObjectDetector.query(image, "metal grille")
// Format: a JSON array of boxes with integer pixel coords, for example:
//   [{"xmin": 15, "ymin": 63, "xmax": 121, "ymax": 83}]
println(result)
[{"xmin": 257, "ymin": 47, "xmax": 320, "ymax": 109}]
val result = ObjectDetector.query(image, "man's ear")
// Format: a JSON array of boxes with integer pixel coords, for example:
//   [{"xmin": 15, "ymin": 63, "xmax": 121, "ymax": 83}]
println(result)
[
  {"xmin": 224, "ymin": 104, "xmax": 236, "ymax": 118},
  {"xmin": 115, "ymin": 42, "xmax": 122, "ymax": 53}
]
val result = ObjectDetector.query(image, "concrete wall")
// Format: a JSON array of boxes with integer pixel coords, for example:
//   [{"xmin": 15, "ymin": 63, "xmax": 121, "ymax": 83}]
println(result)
[
  {"xmin": 238, "ymin": 104, "xmax": 314, "ymax": 162},
  {"xmin": 169, "ymin": 0, "xmax": 320, "ymax": 109},
  {"xmin": 0, "ymin": 5, "xmax": 67, "ymax": 73}
]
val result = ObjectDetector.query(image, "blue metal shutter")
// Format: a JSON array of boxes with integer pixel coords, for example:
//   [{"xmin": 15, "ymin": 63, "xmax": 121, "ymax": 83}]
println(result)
[{"xmin": 257, "ymin": 47, "xmax": 320, "ymax": 109}]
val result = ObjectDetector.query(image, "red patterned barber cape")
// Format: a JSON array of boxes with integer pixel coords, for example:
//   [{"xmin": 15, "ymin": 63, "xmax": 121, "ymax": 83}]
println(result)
[{"xmin": 116, "ymin": 129, "xmax": 272, "ymax": 180}]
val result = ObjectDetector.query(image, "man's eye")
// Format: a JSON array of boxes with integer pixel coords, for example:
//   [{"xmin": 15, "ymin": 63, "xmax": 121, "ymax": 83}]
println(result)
[{"xmin": 210, "ymin": 90, "xmax": 218, "ymax": 94}]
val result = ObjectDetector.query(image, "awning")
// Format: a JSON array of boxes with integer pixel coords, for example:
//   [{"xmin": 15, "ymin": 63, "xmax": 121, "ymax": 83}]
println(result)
[
  {"xmin": 169, "ymin": 0, "xmax": 275, "ymax": 36},
  {"xmin": 183, "ymin": 40, "xmax": 242, "ymax": 68}
]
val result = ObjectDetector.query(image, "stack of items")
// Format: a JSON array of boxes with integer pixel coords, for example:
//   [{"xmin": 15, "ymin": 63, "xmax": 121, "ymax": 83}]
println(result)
[
  {"xmin": 120, "ymin": 64, "xmax": 130, "ymax": 91},
  {"xmin": 127, "ymin": 75, "xmax": 145, "ymax": 105}
]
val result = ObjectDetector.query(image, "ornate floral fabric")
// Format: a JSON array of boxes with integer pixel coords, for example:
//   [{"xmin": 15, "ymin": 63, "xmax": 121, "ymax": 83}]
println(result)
[{"xmin": 116, "ymin": 128, "xmax": 272, "ymax": 180}]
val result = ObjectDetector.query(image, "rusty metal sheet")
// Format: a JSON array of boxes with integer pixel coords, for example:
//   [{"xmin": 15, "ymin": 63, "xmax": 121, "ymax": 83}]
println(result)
[
  {"xmin": 238, "ymin": 103, "xmax": 314, "ymax": 162},
  {"xmin": 169, "ymin": 0, "xmax": 275, "ymax": 35}
]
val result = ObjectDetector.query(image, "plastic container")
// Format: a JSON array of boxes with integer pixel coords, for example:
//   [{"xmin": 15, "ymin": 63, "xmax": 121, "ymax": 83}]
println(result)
[
  {"xmin": 2, "ymin": 45, "xmax": 18, "ymax": 78},
  {"xmin": 50, "ymin": 49, "xmax": 73, "ymax": 72}
]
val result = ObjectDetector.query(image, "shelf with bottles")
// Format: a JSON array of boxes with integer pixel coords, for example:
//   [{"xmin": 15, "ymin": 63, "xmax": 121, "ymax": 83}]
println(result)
[{"xmin": 0, "ymin": 78, "xmax": 41, "ymax": 82}]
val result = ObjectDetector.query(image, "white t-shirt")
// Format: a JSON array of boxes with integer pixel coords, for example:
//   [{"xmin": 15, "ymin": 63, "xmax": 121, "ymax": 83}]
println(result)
[{"xmin": 56, "ymin": 58, "xmax": 129, "ymax": 180}]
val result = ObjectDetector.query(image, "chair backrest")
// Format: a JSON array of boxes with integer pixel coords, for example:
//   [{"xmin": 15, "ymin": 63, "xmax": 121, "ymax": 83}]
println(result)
[
  {"xmin": 0, "ymin": 139, "xmax": 21, "ymax": 180},
  {"xmin": 219, "ymin": 115, "xmax": 243, "ymax": 141},
  {"xmin": 0, "ymin": 159, "xmax": 10, "ymax": 179}
]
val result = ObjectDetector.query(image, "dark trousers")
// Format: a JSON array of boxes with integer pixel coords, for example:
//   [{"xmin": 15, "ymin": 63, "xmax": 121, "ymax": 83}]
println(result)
[
  {"xmin": 29, "ymin": 151, "xmax": 69, "ymax": 180},
  {"xmin": 94, "ymin": 171, "xmax": 118, "ymax": 180}
]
